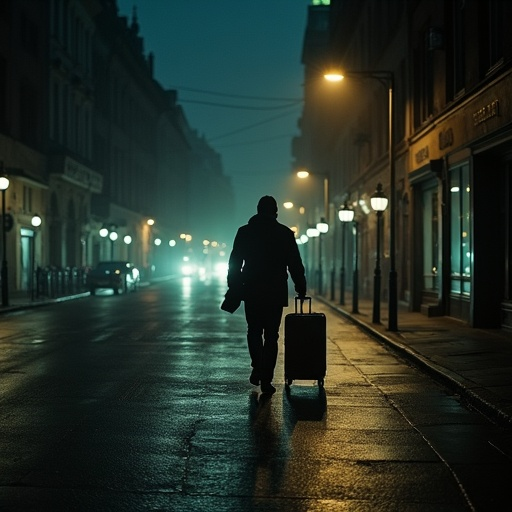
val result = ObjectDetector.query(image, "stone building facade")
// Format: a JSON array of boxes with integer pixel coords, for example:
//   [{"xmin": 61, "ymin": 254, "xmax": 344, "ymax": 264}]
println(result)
[
  {"xmin": 295, "ymin": 0, "xmax": 512, "ymax": 329},
  {"xmin": 0, "ymin": 0, "xmax": 234, "ymax": 297}
]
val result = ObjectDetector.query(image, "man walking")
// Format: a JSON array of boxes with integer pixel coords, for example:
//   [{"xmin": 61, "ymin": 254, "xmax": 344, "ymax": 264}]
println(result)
[{"xmin": 227, "ymin": 196, "xmax": 307, "ymax": 394}]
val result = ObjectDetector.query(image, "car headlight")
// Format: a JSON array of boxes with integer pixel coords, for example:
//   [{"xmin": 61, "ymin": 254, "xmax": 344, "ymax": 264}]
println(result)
[
  {"xmin": 214, "ymin": 262, "xmax": 229, "ymax": 277},
  {"xmin": 181, "ymin": 264, "xmax": 194, "ymax": 276}
]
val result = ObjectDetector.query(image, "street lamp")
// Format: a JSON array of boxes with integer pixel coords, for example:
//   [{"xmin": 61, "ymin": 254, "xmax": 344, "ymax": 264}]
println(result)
[
  {"xmin": 316, "ymin": 217, "xmax": 328, "ymax": 295},
  {"xmin": 370, "ymin": 183, "xmax": 388, "ymax": 324},
  {"xmin": 306, "ymin": 226, "xmax": 319, "ymax": 289},
  {"xmin": 338, "ymin": 202, "xmax": 354, "ymax": 306},
  {"xmin": 146, "ymin": 218, "xmax": 155, "ymax": 278},
  {"xmin": 0, "ymin": 172, "xmax": 10, "ymax": 306},
  {"xmin": 324, "ymin": 69, "xmax": 397, "ymax": 331},
  {"xmin": 31, "ymin": 214, "xmax": 42, "ymax": 301},
  {"xmin": 351, "ymin": 220, "xmax": 360, "ymax": 314},
  {"xmin": 298, "ymin": 170, "xmax": 330, "ymax": 296},
  {"xmin": 282, "ymin": 201, "xmax": 306, "ymax": 237},
  {"xmin": 99, "ymin": 225, "xmax": 117, "ymax": 260},
  {"xmin": 297, "ymin": 169, "xmax": 329, "ymax": 223},
  {"xmin": 108, "ymin": 230, "xmax": 118, "ymax": 259}
]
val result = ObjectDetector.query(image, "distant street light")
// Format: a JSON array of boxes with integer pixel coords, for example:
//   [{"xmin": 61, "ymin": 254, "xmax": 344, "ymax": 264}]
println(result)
[
  {"xmin": 316, "ymin": 217, "xmax": 329, "ymax": 295},
  {"xmin": 306, "ymin": 226, "xmax": 319, "ymax": 289},
  {"xmin": 0, "ymin": 171, "xmax": 10, "ymax": 306},
  {"xmin": 109, "ymin": 229, "xmax": 118, "ymax": 259},
  {"xmin": 31, "ymin": 214, "xmax": 42, "ymax": 301},
  {"xmin": 99, "ymin": 225, "xmax": 118, "ymax": 260},
  {"xmin": 298, "ymin": 170, "xmax": 330, "ymax": 295},
  {"xmin": 146, "ymin": 219, "xmax": 155, "ymax": 277},
  {"xmin": 351, "ymin": 220, "xmax": 360, "ymax": 314},
  {"xmin": 297, "ymin": 169, "xmax": 329, "ymax": 224}
]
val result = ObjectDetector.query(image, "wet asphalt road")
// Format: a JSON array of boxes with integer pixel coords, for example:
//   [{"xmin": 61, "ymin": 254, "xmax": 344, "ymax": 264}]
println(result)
[{"xmin": 0, "ymin": 275, "xmax": 511, "ymax": 511}]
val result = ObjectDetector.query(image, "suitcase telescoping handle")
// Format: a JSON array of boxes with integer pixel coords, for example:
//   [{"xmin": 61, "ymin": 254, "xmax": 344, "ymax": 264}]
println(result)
[{"xmin": 295, "ymin": 296, "xmax": 312, "ymax": 314}]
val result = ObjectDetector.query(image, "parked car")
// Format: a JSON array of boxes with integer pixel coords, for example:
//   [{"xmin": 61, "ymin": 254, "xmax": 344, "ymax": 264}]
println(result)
[{"xmin": 87, "ymin": 261, "xmax": 140, "ymax": 295}]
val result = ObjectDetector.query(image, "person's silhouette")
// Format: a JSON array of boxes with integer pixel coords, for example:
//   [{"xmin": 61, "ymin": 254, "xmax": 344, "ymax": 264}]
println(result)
[{"xmin": 226, "ymin": 196, "xmax": 307, "ymax": 394}]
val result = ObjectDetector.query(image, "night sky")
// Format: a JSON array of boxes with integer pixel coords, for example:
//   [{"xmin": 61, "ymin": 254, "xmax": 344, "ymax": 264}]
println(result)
[{"xmin": 116, "ymin": 0, "xmax": 311, "ymax": 232}]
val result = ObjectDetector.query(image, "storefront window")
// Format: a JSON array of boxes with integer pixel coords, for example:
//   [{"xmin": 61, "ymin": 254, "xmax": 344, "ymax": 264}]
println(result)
[
  {"xmin": 450, "ymin": 164, "xmax": 471, "ymax": 295},
  {"xmin": 422, "ymin": 185, "xmax": 439, "ymax": 291}
]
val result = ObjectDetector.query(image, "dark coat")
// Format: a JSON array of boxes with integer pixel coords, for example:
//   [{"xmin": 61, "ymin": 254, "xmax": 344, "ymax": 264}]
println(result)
[{"xmin": 227, "ymin": 213, "xmax": 307, "ymax": 306}]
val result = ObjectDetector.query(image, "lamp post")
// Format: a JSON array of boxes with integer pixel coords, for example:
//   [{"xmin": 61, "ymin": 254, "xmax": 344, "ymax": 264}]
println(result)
[
  {"xmin": 338, "ymin": 202, "xmax": 354, "ymax": 306},
  {"xmin": 99, "ymin": 225, "xmax": 117, "ymax": 260},
  {"xmin": 146, "ymin": 218, "xmax": 155, "ymax": 278},
  {"xmin": 370, "ymin": 183, "xmax": 388, "ymax": 324},
  {"xmin": 297, "ymin": 170, "xmax": 329, "ymax": 296},
  {"xmin": 109, "ymin": 230, "xmax": 118, "ymax": 259},
  {"xmin": 0, "ymin": 173, "xmax": 10, "ymax": 306},
  {"xmin": 123, "ymin": 235, "xmax": 132, "ymax": 261},
  {"xmin": 31, "ymin": 214, "xmax": 42, "ymax": 301},
  {"xmin": 325, "ymin": 70, "xmax": 397, "ymax": 330},
  {"xmin": 316, "ymin": 218, "xmax": 328, "ymax": 295},
  {"xmin": 297, "ymin": 233, "xmax": 309, "ymax": 275},
  {"xmin": 283, "ymin": 201, "xmax": 306, "ymax": 238},
  {"xmin": 306, "ymin": 226, "xmax": 319, "ymax": 290},
  {"xmin": 351, "ymin": 220, "xmax": 360, "ymax": 314},
  {"xmin": 298, "ymin": 169, "xmax": 329, "ymax": 220}
]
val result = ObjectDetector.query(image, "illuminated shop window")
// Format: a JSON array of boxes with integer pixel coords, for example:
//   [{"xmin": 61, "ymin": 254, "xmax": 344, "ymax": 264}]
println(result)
[
  {"xmin": 450, "ymin": 164, "xmax": 471, "ymax": 295},
  {"xmin": 422, "ymin": 185, "xmax": 439, "ymax": 291}
]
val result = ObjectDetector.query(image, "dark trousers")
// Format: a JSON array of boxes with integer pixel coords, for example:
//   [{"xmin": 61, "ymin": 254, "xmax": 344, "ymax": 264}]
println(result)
[{"xmin": 244, "ymin": 301, "xmax": 284, "ymax": 384}]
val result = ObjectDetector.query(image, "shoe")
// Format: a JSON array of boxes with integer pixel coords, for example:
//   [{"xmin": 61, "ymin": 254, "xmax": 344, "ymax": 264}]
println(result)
[
  {"xmin": 249, "ymin": 369, "xmax": 260, "ymax": 386},
  {"xmin": 261, "ymin": 382, "xmax": 276, "ymax": 394}
]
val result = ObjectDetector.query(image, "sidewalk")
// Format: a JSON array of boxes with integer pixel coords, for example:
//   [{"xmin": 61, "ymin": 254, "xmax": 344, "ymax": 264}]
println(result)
[
  {"xmin": 2, "ymin": 286, "xmax": 512, "ymax": 428},
  {"xmin": 317, "ymin": 293, "xmax": 512, "ymax": 429}
]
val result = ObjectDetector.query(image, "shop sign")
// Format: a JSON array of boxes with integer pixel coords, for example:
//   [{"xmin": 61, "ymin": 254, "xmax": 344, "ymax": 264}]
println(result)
[
  {"xmin": 473, "ymin": 100, "xmax": 499, "ymax": 126},
  {"xmin": 415, "ymin": 146, "xmax": 429, "ymax": 164}
]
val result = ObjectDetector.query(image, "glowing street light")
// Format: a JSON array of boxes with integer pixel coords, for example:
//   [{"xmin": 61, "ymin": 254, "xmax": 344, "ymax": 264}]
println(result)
[
  {"xmin": 100, "ymin": 225, "xmax": 118, "ymax": 260},
  {"xmin": 30, "ymin": 214, "xmax": 42, "ymax": 301},
  {"xmin": 338, "ymin": 202, "xmax": 355, "ymax": 306},
  {"xmin": 370, "ymin": 183, "xmax": 389, "ymax": 324},
  {"xmin": 0, "ymin": 171, "xmax": 10, "ymax": 306},
  {"xmin": 324, "ymin": 68, "xmax": 397, "ymax": 331}
]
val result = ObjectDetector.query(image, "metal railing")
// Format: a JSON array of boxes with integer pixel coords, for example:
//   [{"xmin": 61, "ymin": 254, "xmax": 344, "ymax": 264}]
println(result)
[{"xmin": 34, "ymin": 266, "xmax": 89, "ymax": 299}]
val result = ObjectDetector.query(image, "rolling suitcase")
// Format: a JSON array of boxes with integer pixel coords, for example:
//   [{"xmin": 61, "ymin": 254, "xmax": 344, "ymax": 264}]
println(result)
[{"xmin": 284, "ymin": 296, "xmax": 326, "ymax": 387}]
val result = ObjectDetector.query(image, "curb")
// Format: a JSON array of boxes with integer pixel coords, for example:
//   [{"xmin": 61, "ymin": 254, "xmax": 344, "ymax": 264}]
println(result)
[
  {"xmin": 317, "ymin": 296, "xmax": 512, "ymax": 428},
  {"xmin": 0, "ymin": 292, "xmax": 90, "ymax": 314}
]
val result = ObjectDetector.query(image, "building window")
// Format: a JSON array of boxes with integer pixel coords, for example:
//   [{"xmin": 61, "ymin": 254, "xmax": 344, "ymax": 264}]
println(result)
[
  {"xmin": 20, "ymin": 12, "xmax": 39, "ymax": 58},
  {"xmin": 413, "ymin": 30, "xmax": 434, "ymax": 128},
  {"xmin": 452, "ymin": 0, "xmax": 466, "ymax": 95},
  {"xmin": 23, "ymin": 186, "xmax": 32, "ymax": 213},
  {"xmin": 51, "ymin": 82, "xmax": 59, "ymax": 141},
  {"xmin": 506, "ymin": 164, "xmax": 512, "ymax": 301},
  {"xmin": 52, "ymin": 0, "xmax": 61, "ymax": 38},
  {"xmin": 450, "ymin": 163, "xmax": 471, "ymax": 295},
  {"xmin": 19, "ymin": 80, "xmax": 38, "ymax": 147},
  {"xmin": 490, "ymin": 0, "xmax": 503, "ymax": 66},
  {"xmin": 0, "ymin": 57, "xmax": 6, "ymax": 131}
]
